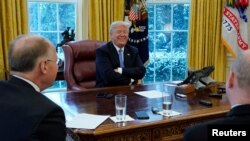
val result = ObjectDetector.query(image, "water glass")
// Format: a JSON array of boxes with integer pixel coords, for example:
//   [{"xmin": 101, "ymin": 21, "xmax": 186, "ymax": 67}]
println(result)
[
  {"xmin": 164, "ymin": 83, "xmax": 177, "ymax": 95},
  {"xmin": 162, "ymin": 84, "xmax": 173, "ymax": 116},
  {"xmin": 115, "ymin": 95, "xmax": 127, "ymax": 121}
]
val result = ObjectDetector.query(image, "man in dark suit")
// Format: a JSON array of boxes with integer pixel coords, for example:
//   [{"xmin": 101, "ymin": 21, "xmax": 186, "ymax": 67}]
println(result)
[
  {"xmin": 0, "ymin": 34, "xmax": 66, "ymax": 141},
  {"xmin": 96, "ymin": 21, "xmax": 146, "ymax": 88},
  {"xmin": 183, "ymin": 50, "xmax": 250, "ymax": 141}
]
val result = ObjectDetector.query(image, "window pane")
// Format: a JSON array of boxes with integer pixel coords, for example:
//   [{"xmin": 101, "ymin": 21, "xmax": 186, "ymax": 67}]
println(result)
[
  {"xmin": 40, "ymin": 32, "xmax": 58, "ymax": 47},
  {"xmin": 155, "ymin": 5, "xmax": 171, "ymax": 30},
  {"xmin": 172, "ymin": 31, "xmax": 188, "ymax": 55},
  {"xmin": 173, "ymin": 4, "xmax": 190, "ymax": 30},
  {"xmin": 144, "ymin": 59, "xmax": 154, "ymax": 83},
  {"xmin": 148, "ymin": 31, "xmax": 154, "ymax": 52},
  {"xmin": 172, "ymin": 58, "xmax": 187, "ymax": 80},
  {"xmin": 40, "ymin": 3, "xmax": 57, "ymax": 31},
  {"xmin": 148, "ymin": 4, "xmax": 154, "ymax": 30},
  {"xmin": 155, "ymin": 32, "xmax": 171, "ymax": 53},
  {"xmin": 155, "ymin": 58, "xmax": 171, "ymax": 82},
  {"xmin": 59, "ymin": 4, "xmax": 76, "ymax": 30},
  {"xmin": 28, "ymin": 2, "xmax": 38, "ymax": 31}
]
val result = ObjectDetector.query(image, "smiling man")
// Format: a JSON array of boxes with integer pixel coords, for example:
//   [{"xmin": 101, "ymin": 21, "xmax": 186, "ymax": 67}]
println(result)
[{"xmin": 95, "ymin": 21, "xmax": 146, "ymax": 88}]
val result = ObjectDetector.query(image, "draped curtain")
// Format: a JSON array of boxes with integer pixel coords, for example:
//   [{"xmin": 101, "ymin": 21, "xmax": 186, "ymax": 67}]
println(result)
[
  {"xmin": 188, "ymin": 0, "xmax": 226, "ymax": 82},
  {"xmin": 88, "ymin": 0, "xmax": 124, "ymax": 41},
  {"xmin": 0, "ymin": 0, "xmax": 28, "ymax": 80}
]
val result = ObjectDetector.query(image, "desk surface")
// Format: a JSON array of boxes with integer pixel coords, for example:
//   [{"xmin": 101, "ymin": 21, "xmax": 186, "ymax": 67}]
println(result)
[{"xmin": 43, "ymin": 83, "xmax": 230, "ymax": 141}]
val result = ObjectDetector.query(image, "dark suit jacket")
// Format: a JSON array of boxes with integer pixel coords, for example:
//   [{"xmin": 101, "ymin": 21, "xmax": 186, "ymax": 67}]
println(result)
[
  {"xmin": 0, "ymin": 76, "xmax": 66, "ymax": 141},
  {"xmin": 183, "ymin": 104, "xmax": 250, "ymax": 141},
  {"xmin": 95, "ymin": 41, "xmax": 146, "ymax": 88}
]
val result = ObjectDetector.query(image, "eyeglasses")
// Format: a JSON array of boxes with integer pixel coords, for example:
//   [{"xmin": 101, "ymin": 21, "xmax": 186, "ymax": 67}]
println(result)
[{"xmin": 47, "ymin": 58, "xmax": 60, "ymax": 65}]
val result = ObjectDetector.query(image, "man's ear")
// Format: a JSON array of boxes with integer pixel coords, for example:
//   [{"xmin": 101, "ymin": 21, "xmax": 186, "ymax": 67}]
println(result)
[
  {"xmin": 40, "ymin": 60, "xmax": 48, "ymax": 74},
  {"xmin": 228, "ymin": 71, "xmax": 235, "ymax": 88}
]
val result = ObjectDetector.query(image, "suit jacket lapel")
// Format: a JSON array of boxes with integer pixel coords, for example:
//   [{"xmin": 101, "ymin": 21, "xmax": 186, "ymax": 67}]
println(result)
[
  {"xmin": 124, "ymin": 47, "xmax": 131, "ymax": 67},
  {"xmin": 108, "ymin": 42, "xmax": 120, "ymax": 66}
]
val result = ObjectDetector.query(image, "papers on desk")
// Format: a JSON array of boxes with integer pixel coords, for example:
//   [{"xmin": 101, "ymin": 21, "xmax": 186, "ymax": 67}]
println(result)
[
  {"xmin": 157, "ymin": 110, "xmax": 182, "ymax": 117},
  {"xmin": 66, "ymin": 113, "xmax": 110, "ymax": 129},
  {"xmin": 169, "ymin": 80, "xmax": 183, "ymax": 85},
  {"xmin": 110, "ymin": 115, "xmax": 135, "ymax": 123},
  {"xmin": 134, "ymin": 90, "xmax": 163, "ymax": 98}
]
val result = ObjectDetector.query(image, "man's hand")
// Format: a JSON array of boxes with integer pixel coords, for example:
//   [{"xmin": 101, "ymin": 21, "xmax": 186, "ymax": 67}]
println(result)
[
  {"xmin": 114, "ymin": 68, "xmax": 118, "ymax": 72},
  {"xmin": 114, "ymin": 68, "xmax": 122, "ymax": 74}
]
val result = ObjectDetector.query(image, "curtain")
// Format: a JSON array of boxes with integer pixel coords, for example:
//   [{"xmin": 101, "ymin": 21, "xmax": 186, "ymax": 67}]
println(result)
[
  {"xmin": 0, "ymin": 0, "xmax": 28, "ymax": 80},
  {"xmin": 76, "ymin": 0, "xmax": 88, "ymax": 40},
  {"xmin": 88, "ymin": 0, "xmax": 124, "ymax": 41},
  {"xmin": 188, "ymin": 0, "xmax": 226, "ymax": 82}
]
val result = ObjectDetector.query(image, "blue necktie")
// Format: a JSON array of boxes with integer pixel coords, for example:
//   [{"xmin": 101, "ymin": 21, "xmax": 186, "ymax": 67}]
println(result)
[{"xmin": 118, "ymin": 49, "xmax": 124, "ymax": 68}]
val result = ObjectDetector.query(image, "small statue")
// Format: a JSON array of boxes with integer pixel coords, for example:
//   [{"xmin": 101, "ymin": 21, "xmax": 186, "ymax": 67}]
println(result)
[
  {"xmin": 56, "ymin": 27, "xmax": 75, "ymax": 69},
  {"xmin": 56, "ymin": 27, "xmax": 75, "ymax": 52},
  {"xmin": 70, "ymin": 29, "xmax": 75, "ymax": 41}
]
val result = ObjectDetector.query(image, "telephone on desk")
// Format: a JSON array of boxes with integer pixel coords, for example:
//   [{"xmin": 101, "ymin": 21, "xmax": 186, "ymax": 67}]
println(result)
[{"xmin": 177, "ymin": 66, "xmax": 215, "ymax": 90}]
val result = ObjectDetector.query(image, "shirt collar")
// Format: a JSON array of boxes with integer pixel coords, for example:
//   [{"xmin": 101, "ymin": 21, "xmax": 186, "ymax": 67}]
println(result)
[
  {"xmin": 112, "ymin": 42, "xmax": 124, "ymax": 52},
  {"xmin": 231, "ymin": 104, "xmax": 242, "ymax": 109},
  {"xmin": 13, "ymin": 75, "xmax": 40, "ymax": 92}
]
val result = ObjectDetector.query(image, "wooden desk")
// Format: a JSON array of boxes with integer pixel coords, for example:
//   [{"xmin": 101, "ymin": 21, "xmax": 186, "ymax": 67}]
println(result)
[{"xmin": 43, "ymin": 84, "xmax": 230, "ymax": 141}]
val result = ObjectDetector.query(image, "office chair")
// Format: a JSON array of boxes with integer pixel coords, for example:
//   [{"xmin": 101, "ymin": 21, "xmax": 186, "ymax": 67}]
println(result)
[{"xmin": 62, "ymin": 40, "xmax": 106, "ymax": 91}]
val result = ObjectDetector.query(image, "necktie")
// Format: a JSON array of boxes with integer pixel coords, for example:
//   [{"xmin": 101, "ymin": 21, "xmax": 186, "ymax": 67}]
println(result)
[{"xmin": 118, "ymin": 49, "xmax": 124, "ymax": 68}]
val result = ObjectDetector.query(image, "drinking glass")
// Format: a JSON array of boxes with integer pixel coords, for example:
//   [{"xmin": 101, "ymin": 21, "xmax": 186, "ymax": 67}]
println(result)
[
  {"xmin": 162, "ymin": 85, "xmax": 173, "ymax": 116},
  {"xmin": 115, "ymin": 95, "xmax": 127, "ymax": 121}
]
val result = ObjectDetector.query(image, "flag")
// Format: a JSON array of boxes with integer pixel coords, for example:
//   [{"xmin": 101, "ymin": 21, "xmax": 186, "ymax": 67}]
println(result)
[
  {"xmin": 127, "ymin": 0, "xmax": 149, "ymax": 64},
  {"xmin": 129, "ymin": 3, "xmax": 139, "ymax": 21},
  {"xmin": 222, "ymin": 0, "xmax": 249, "ymax": 58}
]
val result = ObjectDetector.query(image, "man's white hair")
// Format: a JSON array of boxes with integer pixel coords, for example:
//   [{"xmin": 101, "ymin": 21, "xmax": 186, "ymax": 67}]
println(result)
[{"xmin": 109, "ymin": 21, "xmax": 131, "ymax": 33}]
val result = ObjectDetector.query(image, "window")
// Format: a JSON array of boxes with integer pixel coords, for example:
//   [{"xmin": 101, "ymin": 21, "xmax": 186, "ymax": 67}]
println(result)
[
  {"xmin": 144, "ymin": 0, "xmax": 190, "ymax": 83},
  {"xmin": 28, "ymin": 0, "xmax": 77, "ymax": 90}
]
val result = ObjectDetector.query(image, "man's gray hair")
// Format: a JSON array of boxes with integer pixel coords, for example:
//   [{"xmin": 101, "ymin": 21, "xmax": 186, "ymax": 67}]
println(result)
[
  {"xmin": 109, "ymin": 21, "xmax": 131, "ymax": 34},
  {"xmin": 8, "ymin": 34, "xmax": 51, "ymax": 72},
  {"xmin": 231, "ymin": 50, "xmax": 250, "ymax": 88}
]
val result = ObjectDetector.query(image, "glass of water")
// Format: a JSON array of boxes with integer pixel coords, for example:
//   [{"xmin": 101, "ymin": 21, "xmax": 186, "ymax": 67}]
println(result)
[
  {"xmin": 115, "ymin": 95, "xmax": 127, "ymax": 121},
  {"xmin": 162, "ymin": 92, "xmax": 173, "ymax": 117}
]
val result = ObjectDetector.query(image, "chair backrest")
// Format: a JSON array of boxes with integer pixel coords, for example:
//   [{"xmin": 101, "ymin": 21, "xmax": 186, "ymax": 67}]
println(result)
[{"xmin": 62, "ymin": 40, "xmax": 106, "ymax": 91}]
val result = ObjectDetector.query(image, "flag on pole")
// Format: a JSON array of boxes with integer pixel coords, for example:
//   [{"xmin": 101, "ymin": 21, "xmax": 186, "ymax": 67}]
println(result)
[
  {"xmin": 222, "ymin": 0, "xmax": 249, "ymax": 58},
  {"xmin": 129, "ymin": 3, "xmax": 139, "ymax": 21},
  {"xmin": 127, "ymin": 0, "xmax": 149, "ymax": 64}
]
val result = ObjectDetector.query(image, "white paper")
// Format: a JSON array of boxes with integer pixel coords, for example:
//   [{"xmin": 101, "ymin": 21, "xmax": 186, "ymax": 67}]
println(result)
[
  {"xmin": 110, "ymin": 115, "xmax": 134, "ymax": 123},
  {"xmin": 66, "ymin": 113, "xmax": 110, "ymax": 129},
  {"xmin": 169, "ymin": 81, "xmax": 183, "ymax": 84},
  {"xmin": 134, "ymin": 90, "xmax": 163, "ymax": 98},
  {"xmin": 157, "ymin": 110, "xmax": 182, "ymax": 117}
]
